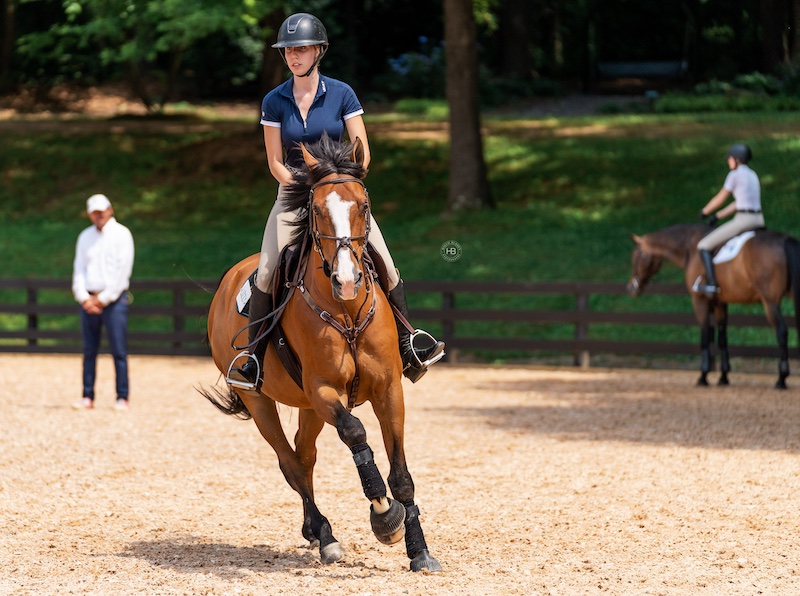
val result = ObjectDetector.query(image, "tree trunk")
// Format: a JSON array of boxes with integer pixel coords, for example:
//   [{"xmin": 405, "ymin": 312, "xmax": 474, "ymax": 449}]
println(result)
[
  {"xmin": 1, "ymin": 0, "xmax": 15, "ymax": 89},
  {"xmin": 260, "ymin": 10, "xmax": 287, "ymax": 98},
  {"xmin": 759, "ymin": 0, "xmax": 789, "ymax": 72},
  {"xmin": 499, "ymin": 0, "xmax": 534, "ymax": 78},
  {"xmin": 791, "ymin": 0, "xmax": 800, "ymax": 64},
  {"xmin": 444, "ymin": 0, "xmax": 493, "ymax": 211}
]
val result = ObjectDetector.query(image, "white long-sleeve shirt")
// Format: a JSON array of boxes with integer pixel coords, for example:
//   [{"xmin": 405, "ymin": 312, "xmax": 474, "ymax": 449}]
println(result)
[{"xmin": 72, "ymin": 217, "xmax": 135, "ymax": 306}]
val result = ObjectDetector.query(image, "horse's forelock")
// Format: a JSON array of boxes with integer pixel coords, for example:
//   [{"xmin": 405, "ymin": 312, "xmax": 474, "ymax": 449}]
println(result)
[{"xmin": 283, "ymin": 135, "xmax": 366, "ymax": 249}]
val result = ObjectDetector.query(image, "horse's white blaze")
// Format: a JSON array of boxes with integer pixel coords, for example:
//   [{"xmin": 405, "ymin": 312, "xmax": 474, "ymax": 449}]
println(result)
[{"xmin": 325, "ymin": 191, "xmax": 358, "ymax": 298}]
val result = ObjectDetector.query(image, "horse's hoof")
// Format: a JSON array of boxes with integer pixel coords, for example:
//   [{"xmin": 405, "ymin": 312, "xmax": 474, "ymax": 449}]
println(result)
[
  {"xmin": 371, "ymin": 498, "xmax": 406, "ymax": 545},
  {"xmin": 775, "ymin": 380, "xmax": 788, "ymax": 390},
  {"xmin": 320, "ymin": 541, "xmax": 345, "ymax": 564},
  {"xmin": 696, "ymin": 377, "xmax": 709, "ymax": 386},
  {"xmin": 409, "ymin": 549, "xmax": 442, "ymax": 572},
  {"xmin": 718, "ymin": 376, "xmax": 729, "ymax": 386}
]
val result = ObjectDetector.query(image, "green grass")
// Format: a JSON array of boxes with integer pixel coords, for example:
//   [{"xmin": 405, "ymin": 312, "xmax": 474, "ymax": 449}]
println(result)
[{"xmin": 2, "ymin": 109, "xmax": 799, "ymax": 362}]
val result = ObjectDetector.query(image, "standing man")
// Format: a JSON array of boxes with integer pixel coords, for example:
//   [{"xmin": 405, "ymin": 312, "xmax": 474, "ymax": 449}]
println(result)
[{"xmin": 71, "ymin": 194, "xmax": 135, "ymax": 411}]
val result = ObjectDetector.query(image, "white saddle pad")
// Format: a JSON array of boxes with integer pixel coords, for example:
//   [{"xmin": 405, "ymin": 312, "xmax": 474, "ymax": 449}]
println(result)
[
  {"xmin": 713, "ymin": 231, "xmax": 756, "ymax": 264},
  {"xmin": 236, "ymin": 277, "xmax": 252, "ymax": 315}
]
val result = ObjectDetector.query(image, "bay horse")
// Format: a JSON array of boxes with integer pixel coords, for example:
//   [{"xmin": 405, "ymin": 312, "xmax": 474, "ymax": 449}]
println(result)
[
  {"xmin": 201, "ymin": 136, "xmax": 441, "ymax": 572},
  {"xmin": 627, "ymin": 222, "xmax": 800, "ymax": 388}
]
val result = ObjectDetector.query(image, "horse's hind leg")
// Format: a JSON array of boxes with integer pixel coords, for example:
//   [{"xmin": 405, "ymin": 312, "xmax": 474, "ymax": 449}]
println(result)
[
  {"xmin": 763, "ymin": 301, "xmax": 789, "ymax": 389},
  {"xmin": 698, "ymin": 321, "xmax": 714, "ymax": 386},
  {"xmin": 242, "ymin": 395, "xmax": 345, "ymax": 563},
  {"xmin": 715, "ymin": 303, "xmax": 730, "ymax": 385}
]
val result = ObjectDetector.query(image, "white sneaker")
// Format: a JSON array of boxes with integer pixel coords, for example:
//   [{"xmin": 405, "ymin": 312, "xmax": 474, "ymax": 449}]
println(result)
[
  {"xmin": 72, "ymin": 397, "xmax": 94, "ymax": 410},
  {"xmin": 115, "ymin": 399, "xmax": 130, "ymax": 412}
]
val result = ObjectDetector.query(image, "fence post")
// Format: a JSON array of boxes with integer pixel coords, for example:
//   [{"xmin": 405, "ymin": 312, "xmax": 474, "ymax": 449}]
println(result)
[
  {"xmin": 173, "ymin": 288, "xmax": 185, "ymax": 350},
  {"xmin": 442, "ymin": 290, "xmax": 457, "ymax": 363},
  {"xmin": 27, "ymin": 285, "xmax": 38, "ymax": 348},
  {"xmin": 574, "ymin": 288, "xmax": 590, "ymax": 368}
]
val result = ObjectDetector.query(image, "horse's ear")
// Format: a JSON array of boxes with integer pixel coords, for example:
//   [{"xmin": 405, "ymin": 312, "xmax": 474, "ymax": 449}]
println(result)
[
  {"xmin": 301, "ymin": 143, "xmax": 319, "ymax": 170},
  {"xmin": 630, "ymin": 233, "xmax": 642, "ymax": 244},
  {"xmin": 351, "ymin": 137, "xmax": 365, "ymax": 168}
]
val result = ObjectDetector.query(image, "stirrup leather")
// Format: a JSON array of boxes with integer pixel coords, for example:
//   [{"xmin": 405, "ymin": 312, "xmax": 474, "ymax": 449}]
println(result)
[
  {"xmin": 409, "ymin": 330, "xmax": 445, "ymax": 368},
  {"xmin": 226, "ymin": 351, "xmax": 261, "ymax": 390}
]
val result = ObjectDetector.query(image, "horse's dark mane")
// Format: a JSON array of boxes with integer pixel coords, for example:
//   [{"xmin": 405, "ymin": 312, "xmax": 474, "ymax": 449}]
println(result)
[
  {"xmin": 644, "ymin": 223, "xmax": 708, "ymax": 266},
  {"xmin": 281, "ymin": 134, "xmax": 367, "ymax": 249}
]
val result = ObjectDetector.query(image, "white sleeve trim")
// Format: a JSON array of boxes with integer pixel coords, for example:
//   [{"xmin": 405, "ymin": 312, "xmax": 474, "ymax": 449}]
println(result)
[
  {"xmin": 343, "ymin": 109, "xmax": 364, "ymax": 121},
  {"xmin": 261, "ymin": 120, "xmax": 281, "ymax": 128}
]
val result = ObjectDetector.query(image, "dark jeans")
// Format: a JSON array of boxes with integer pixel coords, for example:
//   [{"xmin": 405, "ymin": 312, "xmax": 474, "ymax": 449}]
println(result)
[{"xmin": 80, "ymin": 293, "xmax": 129, "ymax": 400}]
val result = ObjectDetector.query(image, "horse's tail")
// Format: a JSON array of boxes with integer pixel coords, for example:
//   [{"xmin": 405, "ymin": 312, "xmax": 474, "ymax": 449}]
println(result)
[
  {"xmin": 197, "ymin": 385, "xmax": 252, "ymax": 420},
  {"xmin": 784, "ymin": 236, "xmax": 800, "ymax": 358}
]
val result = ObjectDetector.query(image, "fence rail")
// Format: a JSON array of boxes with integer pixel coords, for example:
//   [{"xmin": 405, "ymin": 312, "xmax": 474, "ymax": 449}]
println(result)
[{"xmin": 0, "ymin": 278, "xmax": 793, "ymax": 364}]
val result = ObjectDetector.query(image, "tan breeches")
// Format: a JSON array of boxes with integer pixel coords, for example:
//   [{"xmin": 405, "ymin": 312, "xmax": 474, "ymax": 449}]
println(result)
[
  {"xmin": 255, "ymin": 186, "xmax": 400, "ymax": 292},
  {"xmin": 696, "ymin": 212, "xmax": 765, "ymax": 251}
]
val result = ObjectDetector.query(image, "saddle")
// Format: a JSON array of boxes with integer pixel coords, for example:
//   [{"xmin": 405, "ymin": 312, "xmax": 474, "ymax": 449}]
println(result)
[{"xmin": 236, "ymin": 244, "xmax": 392, "ymax": 391}]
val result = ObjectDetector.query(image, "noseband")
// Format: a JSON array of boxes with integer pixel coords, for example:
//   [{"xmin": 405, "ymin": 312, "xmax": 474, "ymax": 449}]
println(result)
[{"xmin": 309, "ymin": 177, "xmax": 371, "ymax": 278}]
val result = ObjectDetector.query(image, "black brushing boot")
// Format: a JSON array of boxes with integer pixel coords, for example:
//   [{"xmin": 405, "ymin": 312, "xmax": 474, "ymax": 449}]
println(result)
[
  {"xmin": 227, "ymin": 287, "xmax": 273, "ymax": 389},
  {"xmin": 387, "ymin": 281, "xmax": 445, "ymax": 382}
]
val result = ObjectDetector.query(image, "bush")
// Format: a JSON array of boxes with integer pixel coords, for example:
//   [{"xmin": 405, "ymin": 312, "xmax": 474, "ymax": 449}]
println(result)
[{"xmin": 373, "ymin": 37, "xmax": 445, "ymax": 100}]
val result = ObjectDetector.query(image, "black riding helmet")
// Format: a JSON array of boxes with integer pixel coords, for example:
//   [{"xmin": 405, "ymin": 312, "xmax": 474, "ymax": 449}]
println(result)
[
  {"xmin": 727, "ymin": 143, "xmax": 752, "ymax": 164},
  {"xmin": 272, "ymin": 13, "xmax": 329, "ymax": 77}
]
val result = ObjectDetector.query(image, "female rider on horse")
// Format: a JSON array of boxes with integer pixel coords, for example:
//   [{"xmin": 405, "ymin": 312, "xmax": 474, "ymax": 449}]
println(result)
[
  {"xmin": 228, "ymin": 13, "xmax": 445, "ymax": 389},
  {"xmin": 695, "ymin": 143, "xmax": 764, "ymax": 298}
]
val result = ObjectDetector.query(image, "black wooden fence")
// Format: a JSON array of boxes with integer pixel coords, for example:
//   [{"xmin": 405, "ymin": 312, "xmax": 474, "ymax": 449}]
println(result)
[{"xmin": 0, "ymin": 278, "xmax": 793, "ymax": 364}]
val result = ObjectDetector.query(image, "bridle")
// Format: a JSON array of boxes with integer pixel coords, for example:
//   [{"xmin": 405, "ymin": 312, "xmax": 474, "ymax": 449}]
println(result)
[
  {"xmin": 293, "ymin": 175, "xmax": 376, "ymax": 409},
  {"xmin": 309, "ymin": 177, "xmax": 371, "ymax": 278}
]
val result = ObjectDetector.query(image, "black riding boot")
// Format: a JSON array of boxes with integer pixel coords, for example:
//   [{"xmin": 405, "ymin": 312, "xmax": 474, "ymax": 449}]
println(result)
[
  {"xmin": 387, "ymin": 281, "xmax": 445, "ymax": 383},
  {"xmin": 228, "ymin": 287, "xmax": 273, "ymax": 388},
  {"xmin": 695, "ymin": 249, "xmax": 720, "ymax": 297}
]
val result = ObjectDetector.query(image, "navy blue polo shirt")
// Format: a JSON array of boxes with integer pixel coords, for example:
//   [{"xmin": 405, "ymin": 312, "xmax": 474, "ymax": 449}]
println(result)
[{"xmin": 260, "ymin": 74, "xmax": 364, "ymax": 169}]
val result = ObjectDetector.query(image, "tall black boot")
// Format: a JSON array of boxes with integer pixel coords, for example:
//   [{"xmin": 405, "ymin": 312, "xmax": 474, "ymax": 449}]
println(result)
[
  {"xmin": 695, "ymin": 249, "xmax": 720, "ymax": 298},
  {"xmin": 228, "ymin": 287, "xmax": 273, "ymax": 388},
  {"xmin": 387, "ymin": 281, "xmax": 445, "ymax": 383}
]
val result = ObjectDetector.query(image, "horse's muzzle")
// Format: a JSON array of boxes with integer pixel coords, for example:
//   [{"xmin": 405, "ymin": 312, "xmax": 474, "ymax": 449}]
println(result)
[
  {"xmin": 331, "ymin": 271, "xmax": 364, "ymax": 301},
  {"xmin": 626, "ymin": 277, "xmax": 642, "ymax": 297}
]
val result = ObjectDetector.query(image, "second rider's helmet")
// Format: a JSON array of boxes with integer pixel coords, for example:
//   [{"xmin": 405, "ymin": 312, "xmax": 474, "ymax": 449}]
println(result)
[{"xmin": 727, "ymin": 143, "xmax": 752, "ymax": 164}]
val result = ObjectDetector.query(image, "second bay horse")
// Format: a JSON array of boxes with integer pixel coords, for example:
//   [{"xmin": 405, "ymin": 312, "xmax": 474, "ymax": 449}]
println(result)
[
  {"xmin": 201, "ymin": 136, "xmax": 441, "ymax": 572},
  {"xmin": 627, "ymin": 222, "xmax": 800, "ymax": 388}
]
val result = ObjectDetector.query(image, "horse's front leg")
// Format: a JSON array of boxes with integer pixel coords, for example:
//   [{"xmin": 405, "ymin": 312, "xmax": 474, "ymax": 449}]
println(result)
[
  {"xmin": 694, "ymin": 299, "xmax": 713, "ymax": 386},
  {"xmin": 763, "ymin": 301, "xmax": 789, "ymax": 389},
  {"xmin": 239, "ymin": 393, "xmax": 344, "ymax": 564},
  {"xmin": 329, "ymin": 402, "xmax": 408, "ymax": 548},
  {"xmin": 372, "ymin": 387, "xmax": 442, "ymax": 573},
  {"xmin": 295, "ymin": 408, "xmax": 346, "ymax": 563},
  {"xmin": 715, "ymin": 303, "xmax": 730, "ymax": 385}
]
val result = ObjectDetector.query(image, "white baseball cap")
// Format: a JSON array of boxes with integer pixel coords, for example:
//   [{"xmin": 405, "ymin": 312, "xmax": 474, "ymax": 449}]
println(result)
[{"xmin": 86, "ymin": 194, "xmax": 112, "ymax": 213}]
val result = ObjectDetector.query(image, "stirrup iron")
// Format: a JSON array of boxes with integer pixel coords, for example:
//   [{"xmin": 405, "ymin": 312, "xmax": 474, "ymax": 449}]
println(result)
[
  {"xmin": 691, "ymin": 276, "xmax": 719, "ymax": 298},
  {"xmin": 226, "ymin": 351, "xmax": 261, "ymax": 390},
  {"xmin": 409, "ymin": 329, "xmax": 445, "ymax": 368}
]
